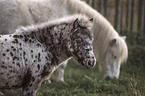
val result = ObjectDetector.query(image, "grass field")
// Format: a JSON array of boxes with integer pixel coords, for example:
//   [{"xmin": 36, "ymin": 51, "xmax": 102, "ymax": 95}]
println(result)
[
  {"xmin": 38, "ymin": 51, "xmax": 145, "ymax": 96},
  {"xmin": 1, "ymin": 33, "xmax": 145, "ymax": 96}
]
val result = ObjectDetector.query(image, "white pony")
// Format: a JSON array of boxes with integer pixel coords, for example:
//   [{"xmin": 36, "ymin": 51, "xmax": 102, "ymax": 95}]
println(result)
[{"xmin": 0, "ymin": 0, "xmax": 128, "ymax": 80}]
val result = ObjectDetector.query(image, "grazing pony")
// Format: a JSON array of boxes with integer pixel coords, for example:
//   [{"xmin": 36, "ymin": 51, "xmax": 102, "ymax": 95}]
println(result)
[
  {"xmin": 0, "ymin": 0, "xmax": 128, "ymax": 80},
  {"xmin": 0, "ymin": 15, "xmax": 96, "ymax": 96}
]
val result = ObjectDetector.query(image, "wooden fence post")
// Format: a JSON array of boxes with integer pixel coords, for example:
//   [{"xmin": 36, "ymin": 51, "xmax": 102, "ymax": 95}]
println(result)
[
  {"xmin": 114, "ymin": 0, "xmax": 121, "ymax": 31},
  {"xmin": 138, "ymin": 0, "xmax": 144, "ymax": 34},
  {"xmin": 93, "ymin": 0, "xmax": 98, "ymax": 10},
  {"xmin": 120, "ymin": 0, "xmax": 124, "ymax": 33},
  {"xmin": 126, "ymin": 0, "xmax": 131, "ymax": 32},
  {"xmin": 130, "ymin": 0, "xmax": 136, "ymax": 32},
  {"xmin": 86, "ymin": 0, "xmax": 90, "ymax": 4},
  {"xmin": 144, "ymin": 2, "xmax": 145, "ymax": 34},
  {"xmin": 104, "ymin": 0, "xmax": 110, "ymax": 19},
  {"xmin": 91, "ymin": 0, "xmax": 95, "ymax": 8},
  {"xmin": 104, "ymin": 0, "xmax": 108, "ymax": 17},
  {"xmin": 99, "ymin": 0, "xmax": 104, "ymax": 14}
]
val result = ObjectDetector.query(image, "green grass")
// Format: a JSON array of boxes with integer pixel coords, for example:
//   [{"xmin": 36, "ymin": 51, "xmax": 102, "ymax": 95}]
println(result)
[{"xmin": 36, "ymin": 57, "xmax": 145, "ymax": 96}]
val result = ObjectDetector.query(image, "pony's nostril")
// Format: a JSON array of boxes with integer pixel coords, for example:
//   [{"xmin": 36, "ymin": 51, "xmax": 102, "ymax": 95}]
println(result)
[
  {"xmin": 105, "ymin": 76, "xmax": 117, "ymax": 80},
  {"xmin": 105, "ymin": 76, "xmax": 111, "ymax": 81},
  {"xmin": 86, "ymin": 57, "xmax": 96, "ymax": 68},
  {"xmin": 87, "ymin": 60, "xmax": 94, "ymax": 68},
  {"xmin": 113, "ymin": 77, "xmax": 117, "ymax": 80},
  {"xmin": 86, "ymin": 55, "xmax": 90, "ymax": 58},
  {"xmin": 88, "ymin": 61, "xmax": 91, "ymax": 66}
]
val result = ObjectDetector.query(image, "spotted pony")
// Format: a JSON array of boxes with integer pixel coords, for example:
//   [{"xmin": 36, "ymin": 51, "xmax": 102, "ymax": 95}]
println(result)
[{"xmin": 0, "ymin": 15, "xmax": 96, "ymax": 96}]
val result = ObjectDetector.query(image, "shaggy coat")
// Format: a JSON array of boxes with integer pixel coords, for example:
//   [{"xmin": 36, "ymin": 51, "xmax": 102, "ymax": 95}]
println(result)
[{"xmin": 0, "ymin": 15, "xmax": 96, "ymax": 96}]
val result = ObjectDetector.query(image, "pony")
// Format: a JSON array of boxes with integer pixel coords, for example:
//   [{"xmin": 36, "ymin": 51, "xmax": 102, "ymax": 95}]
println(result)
[
  {"xmin": 0, "ymin": 0, "xmax": 128, "ymax": 80},
  {"xmin": 0, "ymin": 15, "xmax": 96, "ymax": 96}
]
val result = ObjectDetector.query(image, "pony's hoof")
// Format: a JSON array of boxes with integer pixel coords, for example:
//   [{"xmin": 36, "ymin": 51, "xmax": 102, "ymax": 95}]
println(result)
[
  {"xmin": 54, "ymin": 79, "xmax": 68, "ymax": 85},
  {"xmin": 63, "ymin": 81, "xmax": 68, "ymax": 85},
  {"xmin": 0, "ymin": 91, "xmax": 4, "ymax": 95},
  {"xmin": 47, "ymin": 80, "xmax": 52, "ymax": 83},
  {"xmin": 58, "ymin": 81, "xmax": 68, "ymax": 85}
]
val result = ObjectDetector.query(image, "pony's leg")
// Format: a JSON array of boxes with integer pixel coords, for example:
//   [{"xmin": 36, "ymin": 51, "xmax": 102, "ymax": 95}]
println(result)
[
  {"xmin": 22, "ymin": 76, "xmax": 41, "ymax": 96},
  {"xmin": 0, "ymin": 91, "xmax": 4, "ymax": 95},
  {"xmin": 55, "ymin": 60, "xmax": 68, "ymax": 82}
]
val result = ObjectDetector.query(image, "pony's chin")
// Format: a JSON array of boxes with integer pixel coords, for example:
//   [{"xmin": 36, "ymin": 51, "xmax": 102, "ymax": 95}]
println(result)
[
  {"xmin": 104, "ymin": 75, "xmax": 119, "ymax": 80},
  {"xmin": 84, "ymin": 62, "xmax": 96, "ymax": 69}
]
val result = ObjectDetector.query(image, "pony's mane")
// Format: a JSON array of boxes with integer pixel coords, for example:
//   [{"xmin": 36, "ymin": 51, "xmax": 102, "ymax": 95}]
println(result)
[
  {"xmin": 117, "ymin": 37, "xmax": 128, "ymax": 63},
  {"xmin": 61, "ymin": 0, "xmax": 128, "ymax": 64},
  {"xmin": 15, "ymin": 14, "xmax": 92, "ymax": 34}
]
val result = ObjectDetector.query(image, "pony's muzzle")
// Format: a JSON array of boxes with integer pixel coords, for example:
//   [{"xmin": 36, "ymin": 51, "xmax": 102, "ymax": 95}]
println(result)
[{"xmin": 85, "ymin": 57, "xmax": 96, "ymax": 69}]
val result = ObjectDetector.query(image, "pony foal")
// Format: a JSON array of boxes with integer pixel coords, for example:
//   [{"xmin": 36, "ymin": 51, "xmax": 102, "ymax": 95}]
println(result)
[{"xmin": 0, "ymin": 15, "xmax": 96, "ymax": 96}]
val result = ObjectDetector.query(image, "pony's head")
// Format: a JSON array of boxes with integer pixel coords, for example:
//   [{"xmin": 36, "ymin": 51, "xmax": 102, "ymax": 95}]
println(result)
[
  {"xmin": 98, "ymin": 36, "xmax": 128, "ymax": 80},
  {"xmin": 67, "ymin": 17, "xmax": 96, "ymax": 69}
]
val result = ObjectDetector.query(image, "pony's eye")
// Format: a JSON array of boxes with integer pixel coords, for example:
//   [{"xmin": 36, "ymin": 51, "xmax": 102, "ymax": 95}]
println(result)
[
  {"xmin": 112, "ymin": 54, "xmax": 117, "ymax": 59},
  {"xmin": 114, "ymin": 56, "xmax": 117, "ymax": 59},
  {"xmin": 86, "ymin": 49, "xmax": 90, "ymax": 51}
]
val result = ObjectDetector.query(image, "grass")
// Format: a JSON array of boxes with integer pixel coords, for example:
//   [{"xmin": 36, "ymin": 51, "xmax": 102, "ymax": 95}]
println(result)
[
  {"xmin": 36, "ymin": 56, "xmax": 145, "ymax": 96},
  {"xmin": 1, "ymin": 32, "xmax": 145, "ymax": 96}
]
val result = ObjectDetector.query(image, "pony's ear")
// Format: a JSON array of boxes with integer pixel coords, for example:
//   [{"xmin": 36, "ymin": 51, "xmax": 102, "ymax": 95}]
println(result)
[
  {"xmin": 122, "ymin": 36, "xmax": 126, "ymax": 40},
  {"xmin": 89, "ymin": 17, "xmax": 93, "ymax": 22},
  {"xmin": 110, "ymin": 38, "xmax": 117, "ymax": 46},
  {"xmin": 72, "ymin": 18, "xmax": 79, "ymax": 29}
]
